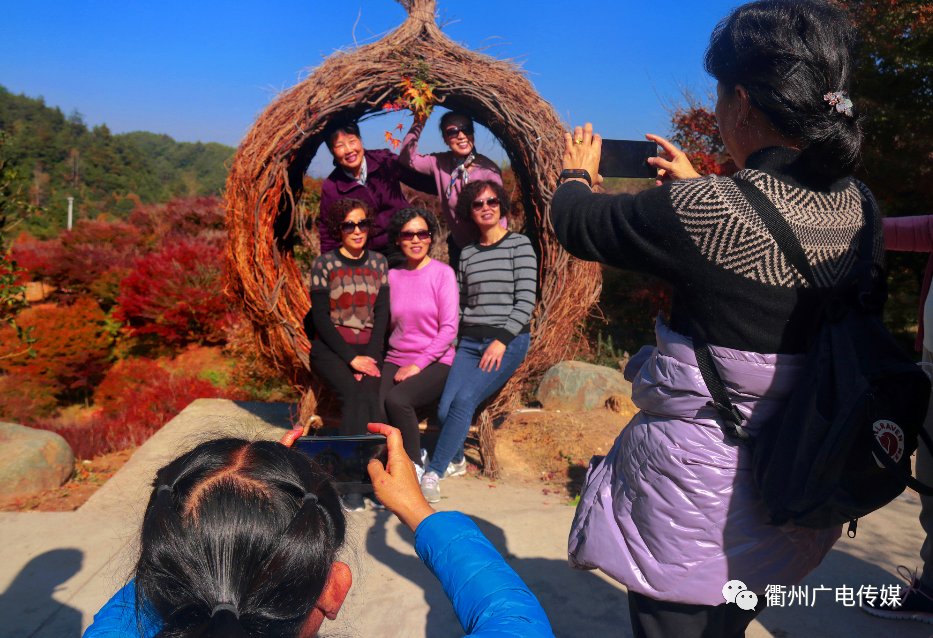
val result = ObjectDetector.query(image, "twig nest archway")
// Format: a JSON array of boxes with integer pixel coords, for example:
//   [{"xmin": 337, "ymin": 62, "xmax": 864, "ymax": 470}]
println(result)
[{"xmin": 224, "ymin": 0, "xmax": 601, "ymax": 476}]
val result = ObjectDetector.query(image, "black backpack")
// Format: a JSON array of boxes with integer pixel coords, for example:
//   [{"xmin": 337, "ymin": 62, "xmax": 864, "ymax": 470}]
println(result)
[{"xmin": 694, "ymin": 177, "xmax": 933, "ymax": 534}]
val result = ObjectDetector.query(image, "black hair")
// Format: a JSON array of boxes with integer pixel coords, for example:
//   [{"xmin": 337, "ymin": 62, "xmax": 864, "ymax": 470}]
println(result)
[
  {"xmin": 704, "ymin": 0, "xmax": 862, "ymax": 182},
  {"xmin": 322, "ymin": 120, "xmax": 362, "ymax": 150},
  {"xmin": 439, "ymin": 111, "xmax": 474, "ymax": 137},
  {"xmin": 134, "ymin": 438, "xmax": 346, "ymax": 638},
  {"xmin": 388, "ymin": 207, "xmax": 441, "ymax": 255},
  {"xmin": 455, "ymin": 180, "xmax": 510, "ymax": 222},
  {"xmin": 327, "ymin": 197, "xmax": 370, "ymax": 239}
]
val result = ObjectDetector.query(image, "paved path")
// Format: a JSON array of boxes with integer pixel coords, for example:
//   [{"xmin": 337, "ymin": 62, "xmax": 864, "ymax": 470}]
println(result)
[{"xmin": 0, "ymin": 399, "xmax": 929, "ymax": 637}]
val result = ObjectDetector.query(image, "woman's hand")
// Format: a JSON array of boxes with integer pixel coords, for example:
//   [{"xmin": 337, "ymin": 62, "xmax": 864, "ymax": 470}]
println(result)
[
  {"xmin": 479, "ymin": 340, "xmax": 507, "ymax": 372},
  {"xmin": 350, "ymin": 356, "xmax": 381, "ymax": 377},
  {"xmin": 394, "ymin": 364, "xmax": 422, "ymax": 383},
  {"xmin": 367, "ymin": 422, "xmax": 435, "ymax": 532},
  {"xmin": 562, "ymin": 123, "xmax": 602, "ymax": 187},
  {"xmin": 645, "ymin": 134, "xmax": 701, "ymax": 185}
]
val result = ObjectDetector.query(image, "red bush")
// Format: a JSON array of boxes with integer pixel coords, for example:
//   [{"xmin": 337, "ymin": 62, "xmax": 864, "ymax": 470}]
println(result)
[
  {"xmin": 128, "ymin": 196, "xmax": 225, "ymax": 245},
  {"xmin": 115, "ymin": 238, "xmax": 233, "ymax": 347},
  {"xmin": 0, "ymin": 373, "xmax": 59, "ymax": 422},
  {"xmin": 10, "ymin": 233, "xmax": 63, "ymax": 281},
  {"xmin": 0, "ymin": 297, "xmax": 112, "ymax": 401}
]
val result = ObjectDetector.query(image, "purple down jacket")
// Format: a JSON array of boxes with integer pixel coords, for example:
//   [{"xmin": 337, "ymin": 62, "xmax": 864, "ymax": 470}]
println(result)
[{"xmin": 568, "ymin": 319, "xmax": 841, "ymax": 606}]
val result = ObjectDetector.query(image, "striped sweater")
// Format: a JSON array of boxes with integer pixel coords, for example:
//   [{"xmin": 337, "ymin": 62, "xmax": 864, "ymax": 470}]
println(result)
[{"xmin": 457, "ymin": 231, "xmax": 537, "ymax": 344}]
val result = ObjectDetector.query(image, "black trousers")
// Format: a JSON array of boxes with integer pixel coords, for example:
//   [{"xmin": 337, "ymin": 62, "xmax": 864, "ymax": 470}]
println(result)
[
  {"xmin": 310, "ymin": 340, "xmax": 384, "ymax": 435},
  {"xmin": 379, "ymin": 362, "xmax": 450, "ymax": 464},
  {"xmin": 628, "ymin": 592, "xmax": 763, "ymax": 638}
]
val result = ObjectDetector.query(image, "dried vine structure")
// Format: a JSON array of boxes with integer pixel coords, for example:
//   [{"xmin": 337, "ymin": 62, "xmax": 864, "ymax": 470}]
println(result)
[{"xmin": 224, "ymin": 0, "xmax": 601, "ymax": 476}]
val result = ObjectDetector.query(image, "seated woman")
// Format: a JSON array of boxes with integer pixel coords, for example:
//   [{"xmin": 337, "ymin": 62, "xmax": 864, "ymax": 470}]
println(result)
[
  {"xmin": 82, "ymin": 424, "xmax": 554, "ymax": 637},
  {"xmin": 380, "ymin": 207, "xmax": 459, "ymax": 479},
  {"xmin": 420, "ymin": 180, "xmax": 537, "ymax": 503},
  {"xmin": 306, "ymin": 197, "xmax": 388, "ymax": 508},
  {"xmin": 399, "ymin": 111, "xmax": 504, "ymax": 269}
]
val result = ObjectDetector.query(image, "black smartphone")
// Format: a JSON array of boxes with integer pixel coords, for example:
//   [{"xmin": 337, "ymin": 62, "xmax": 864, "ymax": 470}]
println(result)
[
  {"xmin": 599, "ymin": 139, "xmax": 658, "ymax": 179},
  {"xmin": 293, "ymin": 434, "xmax": 388, "ymax": 494}
]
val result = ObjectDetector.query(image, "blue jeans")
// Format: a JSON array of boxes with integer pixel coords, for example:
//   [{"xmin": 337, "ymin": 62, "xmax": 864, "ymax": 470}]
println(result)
[{"xmin": 427, "ymin": 333, "xmax": 530, "ymax": 476}]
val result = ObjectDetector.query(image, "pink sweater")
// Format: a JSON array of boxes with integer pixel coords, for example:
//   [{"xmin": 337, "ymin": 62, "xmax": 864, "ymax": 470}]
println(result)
[
  {"xmin": 883, "ymin": 215, "xmax": 933, "ymax": 352},
  {"xmin": 399, "ymin": 120, "xmax": 504, "ymax": 248},
  {"xmin": 386, "ymin": 259, "xmax": 459, "ymax": 368}
]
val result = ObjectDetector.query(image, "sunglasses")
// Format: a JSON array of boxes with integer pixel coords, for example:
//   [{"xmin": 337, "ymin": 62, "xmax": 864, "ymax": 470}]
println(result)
[
  {"xmin": 443, "ymin": 125, "xmax": 474, "ymax": 139},
  {"xmin": 339, "ymin": 219, "xmax": 372, "ymax": 233},
  {"xmin": 399, "ymin": 230, "xmax": 432, "ymax": 242},
  {"xmin": 471, "ymin": 197, "xmax": 500, "ymax": 211}
]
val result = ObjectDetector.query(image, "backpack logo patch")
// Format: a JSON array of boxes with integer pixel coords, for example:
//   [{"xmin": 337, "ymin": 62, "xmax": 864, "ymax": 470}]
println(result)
[{"xmin": 872, "ymin": 420, "xmax": 906, "ymax": 466}]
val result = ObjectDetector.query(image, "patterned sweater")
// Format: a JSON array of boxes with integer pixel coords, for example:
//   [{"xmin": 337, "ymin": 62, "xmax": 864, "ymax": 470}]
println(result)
[
  {"xmin": 458, "ymin": 232, "xmax": 537, "ymax": 345},
  {"xmin": 551, "ymin": 146, "xmax": 884, "ymax": 354}
]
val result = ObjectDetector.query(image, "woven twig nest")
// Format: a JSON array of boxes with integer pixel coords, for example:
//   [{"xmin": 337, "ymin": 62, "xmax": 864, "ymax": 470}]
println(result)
[{"xmin": 224, "ymin": 0, "xmax": 601, "ymax": 476}]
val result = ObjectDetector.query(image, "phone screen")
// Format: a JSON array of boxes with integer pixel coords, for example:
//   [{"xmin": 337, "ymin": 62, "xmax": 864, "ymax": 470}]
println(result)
[
  {"xmin": 293, "ymin": 434, "xmax": 388, "ymax": 494},
  {"xmin": 599, "ymin": 139, "xmax": 658, "ymax": 179}
]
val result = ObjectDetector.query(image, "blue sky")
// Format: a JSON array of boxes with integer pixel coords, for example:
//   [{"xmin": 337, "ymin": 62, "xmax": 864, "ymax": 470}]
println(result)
[{"xmin": 0, "ymin": 1, "xmax": 739, "ymax": 176}]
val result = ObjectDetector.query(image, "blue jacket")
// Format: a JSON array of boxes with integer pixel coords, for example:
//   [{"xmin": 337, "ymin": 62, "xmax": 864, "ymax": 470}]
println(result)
[{"xmin": 83, "ymin": 511, "xmax": 553, "ymax": 637}]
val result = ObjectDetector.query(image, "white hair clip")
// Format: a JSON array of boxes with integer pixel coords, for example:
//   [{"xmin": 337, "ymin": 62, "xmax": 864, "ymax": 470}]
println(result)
[{"xmin": 823, "ymin": 91, "xmax": 854, "ymax": 117}]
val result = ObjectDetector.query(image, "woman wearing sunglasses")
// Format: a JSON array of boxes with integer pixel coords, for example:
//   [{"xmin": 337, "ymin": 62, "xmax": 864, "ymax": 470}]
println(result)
[
  {"xmin": 380, "ymin": 208, "xmax": 459, "ymax": 478},
  {"xmin": 306, "ymin": 198, "xmax": 389, "ymax": 508},
  {"xmin": 399, "ymin": 111, "xmax": 505, "ymax": 270},
  {"xmin": 420, "ymin": 180, "xmax": 537, "ymax": 503}
]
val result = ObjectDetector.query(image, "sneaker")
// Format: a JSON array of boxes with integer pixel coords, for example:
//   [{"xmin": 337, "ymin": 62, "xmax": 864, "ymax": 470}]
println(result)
[
  {"xmin": 340, "ymin": 493, "xmax": 365, "ymax": 512},
  {"xmin": 444, "ymin": 458, "xmax": 468, "ymax": 478},
  {"xmin": 421, "ymin": 471, "xmax": 441, "ymax": 503},
  {"xmin": 414, "ymin": 462, "xmax": 425, "ymax": 483},
  {"xmin": 863, "ymin": 566, "xmax": 933, "ymax": 623}
]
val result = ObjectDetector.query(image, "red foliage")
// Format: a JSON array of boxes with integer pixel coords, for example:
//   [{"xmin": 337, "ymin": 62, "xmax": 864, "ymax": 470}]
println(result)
[
  {"xmin": 0, "ymin": 373, "xmax": 59, "ymax": 422},
  {"xmin": 128, "ymin": 196, "xmax": 226, "ymax": 245},
  {"xmin": 0, "ymin": 297, "xmax": 112, "ymax": 401},
  {"xmin": 10, "ymin": 232, "xmax": 63, "ymax": 281},
  {"xmin": 115, "ymin": 238, "xmax": 233, "ymax": 347},
  {"xmin": 669, "ymin": 102, "xmax": 735, "ymax": 176}
]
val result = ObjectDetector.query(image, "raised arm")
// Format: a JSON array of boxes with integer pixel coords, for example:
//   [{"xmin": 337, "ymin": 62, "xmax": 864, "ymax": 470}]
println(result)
[
  {"xmin": 883, "ymin": 215, "xmax": 933, "ymax": 253},
  {"xmin": 398, "ymin": 119, "xmax": 440, "ymax": 176}
]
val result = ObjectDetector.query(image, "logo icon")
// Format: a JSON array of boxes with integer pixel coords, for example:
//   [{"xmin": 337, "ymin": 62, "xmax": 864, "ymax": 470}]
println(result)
[
  {"xmin": 722, "ymin": 579, "xmax": 759, "ymax": 611},
  {"xmin": 872, "ymin": 420, "xmax": 905, "ymax": 467}
]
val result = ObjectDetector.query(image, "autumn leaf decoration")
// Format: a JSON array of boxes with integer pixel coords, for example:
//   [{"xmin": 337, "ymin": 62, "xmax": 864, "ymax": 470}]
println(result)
[{"xmin": 383, "ymin": 76, "xmax": 437, "ymax": 149}]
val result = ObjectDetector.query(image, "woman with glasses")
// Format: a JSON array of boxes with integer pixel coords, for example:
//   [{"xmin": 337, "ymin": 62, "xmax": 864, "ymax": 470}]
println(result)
[
  {"xmin": 306, "ymin": 198, "xmax": 388, "ymax": 509},
  {"xmin": 420, "ymin": 180, "xmax": 537, "ymax": 503},
  {"xmin": 380, "ymin": 208, "xmax": 459, "ymax": 478},
  {"xmin": 400, "ymin": 111, "xmax": 504, "ymax": 269}
]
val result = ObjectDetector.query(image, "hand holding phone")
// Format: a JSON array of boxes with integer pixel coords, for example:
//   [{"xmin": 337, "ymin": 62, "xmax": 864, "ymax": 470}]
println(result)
[
  {"xmin": 645, "ymin": 134, "xmax": 701, "ymax": 185},
  {"xmin": 599, "ymin": 139, "xmax": 658, "ymax": 179},
  {"xmin": 366, "ymin": 422, "xmax": 436, "ymax": 531},
  {"xmin": 293, "ymin": 434, "xmax": 388, "ymax": 494}
]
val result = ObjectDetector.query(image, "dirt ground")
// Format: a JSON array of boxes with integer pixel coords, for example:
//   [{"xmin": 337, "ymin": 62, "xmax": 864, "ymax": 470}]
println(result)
[{"xmin": 0, "ymin": 448, "xmax": 134, "ymax": 512}]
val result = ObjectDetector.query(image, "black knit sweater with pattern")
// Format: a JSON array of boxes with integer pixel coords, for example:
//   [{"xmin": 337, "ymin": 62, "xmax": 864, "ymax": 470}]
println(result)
[{"xmin": 550, "ymin": 147, "xmax": 884, "ymax": 354}]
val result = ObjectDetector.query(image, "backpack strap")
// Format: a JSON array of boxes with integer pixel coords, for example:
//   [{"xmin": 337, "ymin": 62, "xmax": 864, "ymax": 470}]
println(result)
[{"xmin": 692, "ymin": 329, "xmax": 751, "ymax": 443}]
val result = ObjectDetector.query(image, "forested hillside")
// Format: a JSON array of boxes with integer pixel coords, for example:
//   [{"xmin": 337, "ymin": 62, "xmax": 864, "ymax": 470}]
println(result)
[{"xmin": 0, "ymin": 86, "xmax": 234, "ymax": 238}]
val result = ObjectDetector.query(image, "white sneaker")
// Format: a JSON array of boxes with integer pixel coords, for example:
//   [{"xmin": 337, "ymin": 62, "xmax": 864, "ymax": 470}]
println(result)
[
  {"xmin": 420, "ymin": 448, "xmax": 429, "ymax": 467},
  {"xmin": 444, "ymin": 458, "xmax": 468, "ymax": 478},
  {"xmin": 421, "ymin": 471, "xmax": 441, "ymax": 503},
  {"xmin": 414, "ymin": 462, "xmax": 425, "ymax": 483}
]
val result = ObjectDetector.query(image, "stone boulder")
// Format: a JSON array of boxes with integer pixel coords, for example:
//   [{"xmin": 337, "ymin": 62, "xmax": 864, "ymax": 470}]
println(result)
[
  {"xmin": 536, "ymin": 360, "xmax": 632, "ymax": 412},
  {"xmin": 0, "ymin": 422, "xmax": 74, "ymax": 499}
]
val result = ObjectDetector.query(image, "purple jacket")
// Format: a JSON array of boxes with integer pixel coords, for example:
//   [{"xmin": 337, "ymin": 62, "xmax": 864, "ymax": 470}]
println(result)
[
  {"xmin": 318, "ymin": 149, "xmax": 435, "ymax": 253},
  {"xmin": 568, "ymin": 319, "xmax": 840, "ymax": 606}
]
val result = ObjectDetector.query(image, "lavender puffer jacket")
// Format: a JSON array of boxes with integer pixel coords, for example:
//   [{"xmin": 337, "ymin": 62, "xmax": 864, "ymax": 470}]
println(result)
[{"xmin": 568, "ymin": 319, "xmax": 841, "ymax": 606}]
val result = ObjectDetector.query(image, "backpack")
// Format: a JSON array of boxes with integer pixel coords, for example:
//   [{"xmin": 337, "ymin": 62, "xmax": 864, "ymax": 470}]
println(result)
[{"xmin": 693, "ymin": 177, "xmax": 933, "ymax": 534}]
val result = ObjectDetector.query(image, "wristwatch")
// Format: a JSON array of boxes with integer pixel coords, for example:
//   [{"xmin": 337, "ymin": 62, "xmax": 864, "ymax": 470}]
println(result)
[{"xmin": 558, "ymin": 168, "xmax": 592, "ymax": 187}]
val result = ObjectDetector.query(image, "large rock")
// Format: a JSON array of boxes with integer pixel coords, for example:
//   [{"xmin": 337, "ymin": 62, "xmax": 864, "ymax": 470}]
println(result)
[
  {"xmin": 536, "ymin": 360, "xmax": 632, "ymax": 412},
  {"xmin": 0, "ymin": 422, "xmax": 74, "ymax": 499}
]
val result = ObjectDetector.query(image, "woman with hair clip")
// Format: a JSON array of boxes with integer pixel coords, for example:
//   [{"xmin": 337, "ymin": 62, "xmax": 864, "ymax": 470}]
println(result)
[
  {"xmin": 419, "ymin": 179, "xmax": 537, "ymax": 504},
  {"xmin": 399, "ymin": 111, "xmax": 505, "ymax": 270},
  {"xmin": 381, "ymin": 207, "xmax": 459, "ymax": 479},
  {"xmin": 82, "ymin": 423, "xmax": 554, "ymax": 637},
  {"xmin": 552, "ymin": 1, "xmax": 881, "ymax": 636},
  {"xmin": 306, "ymin": 197, "xmax": 388, "ymax": 510}
]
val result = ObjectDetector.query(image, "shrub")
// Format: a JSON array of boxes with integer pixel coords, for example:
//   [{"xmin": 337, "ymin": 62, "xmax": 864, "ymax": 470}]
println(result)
[{"xmin": 0, "ymin": 373, "xmax": 58, "ymax": 422}]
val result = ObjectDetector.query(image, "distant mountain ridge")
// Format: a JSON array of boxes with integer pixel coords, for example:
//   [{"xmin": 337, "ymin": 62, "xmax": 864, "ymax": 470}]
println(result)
[{"xmin": 0, "ymin": 85, "xmax": 235, "ymax": 237}]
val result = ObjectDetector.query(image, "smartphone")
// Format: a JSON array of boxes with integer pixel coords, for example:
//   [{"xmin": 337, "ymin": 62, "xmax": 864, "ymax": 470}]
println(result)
[
  {"xmin": 599, "ymin": 139, "xmax": 658, "ymax": 179},
  {"xmin": 293, "ymin": 434, "xmax": 388, "ymax": 494}
]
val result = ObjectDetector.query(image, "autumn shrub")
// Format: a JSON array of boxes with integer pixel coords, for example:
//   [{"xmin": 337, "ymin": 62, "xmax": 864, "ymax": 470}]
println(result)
[
  {"xmin": 128, "ymin": 196, "xmax": 225, "ymax": 245},
  {"xmin": 223, "ymin": 316, "xmax": 299, "ymax": 402},
  {"xmin": 115, "ymin": 237, "xmax": 233, "ymax": 349},
  {"xmin": 0, "ymin": 297, "xmax": 112, "ymax": 402},
  {"xmin": 10, "ymin": 232, "xmax": 62, "ymax": 281},
  {"xmin": 0, "ymin": 373, "xmax": 58, "ymax": 422}
]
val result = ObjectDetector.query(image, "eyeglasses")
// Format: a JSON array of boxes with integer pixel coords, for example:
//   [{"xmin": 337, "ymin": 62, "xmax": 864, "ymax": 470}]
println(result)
[
  {"xmin": 471, "ymin": 197, "xmax": 500, "ymax": 211},
  {"xmin": 443, "ymin": 125, "xmax": 473, "ymax": 139},
  {"xmin": 339, "ymin": 219, "xmax": 372, "ymax": 233},
  {"xmin": 399, "ymin": 230, "xmax": 432, "ymax": 241}
]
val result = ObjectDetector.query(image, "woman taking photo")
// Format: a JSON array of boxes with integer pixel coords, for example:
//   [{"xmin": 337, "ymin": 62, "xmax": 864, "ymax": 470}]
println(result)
[
  {"xmin": 553, "ymin": 1, "xmax": 879, "ymax": 636},
  {"xmin": 399, "ymin": 111, "xmax": 504, "ymax": 269},
  {"xmin": 306, "ymin": 198, "xmax": 388, "ymax": 508},
  {"xmin": 380, "ymin": 207, "xmax": 459, "ymax": 479},
  {"xmin": 420, "ymin": 180, "xmax": 537, "ymax": 503}
]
